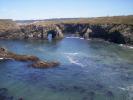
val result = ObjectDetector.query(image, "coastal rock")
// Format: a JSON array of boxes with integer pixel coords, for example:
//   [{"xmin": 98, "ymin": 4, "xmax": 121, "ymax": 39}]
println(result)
[
  {"xmin": 0, "ymin": 47, "xmax": 39, "ymax": 62},
  {"xmin": 0, "ymin": 47, "xmax": 60, "ymax": 68},
  {"xmin": 0, "ymin": 19, "xmax": 133, "ymax": 45},
  {"xmin": 11, "ymin": 55, "xmax": 39, "ymax": 62},
  {"xmin": 32, "ymin": 61, "xmax": 60, "ymax": 68},
  {"xmin": 58, "ymin": 23, "xmax": 133, "ymax": 45}
]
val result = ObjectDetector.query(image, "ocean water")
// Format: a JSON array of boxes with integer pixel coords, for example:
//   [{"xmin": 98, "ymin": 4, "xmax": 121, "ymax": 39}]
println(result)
[{"xmin": 0, "ymin": 36, "xmax": 133, "ymax": 100}]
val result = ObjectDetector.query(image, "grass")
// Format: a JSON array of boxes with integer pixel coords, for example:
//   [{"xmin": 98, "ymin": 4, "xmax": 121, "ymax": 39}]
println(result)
[
  {"xmin": 0, "ymin": 15, "xmax": 133, "ymax": 29},
  {"xmin": 35, "ymin": 15, "xmax": 133, "ymax": 25},
  {"xmin": 0, "ymin": 19, "xmax": 18, "ymax": 32}
]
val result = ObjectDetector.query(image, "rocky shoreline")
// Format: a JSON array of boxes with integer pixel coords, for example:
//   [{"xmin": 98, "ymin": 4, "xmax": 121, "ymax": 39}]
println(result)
[
  {"xmin": 58, "ymin": 23, "xmax": 133, "ymax": 45},
  {"xmin": 0, "ymin": 19, "xmax": 133, "ymax": 45},
  {"xmin": 0, "ymin": 19, "xmax": 133, "ymax": 69},
  {"xmin": 0, "ymin": 47, "xmax": 59, "ymax": 68}
]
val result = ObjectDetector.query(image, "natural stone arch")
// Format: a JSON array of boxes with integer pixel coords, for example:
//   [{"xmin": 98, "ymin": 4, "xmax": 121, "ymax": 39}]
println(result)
[
  {"xmin": 44, "ymin": 25, "xmax": 64, "ymax": 40},
  {"xmin": 47, "ymin": 30, "xmax": 57, "ymax": 39}
]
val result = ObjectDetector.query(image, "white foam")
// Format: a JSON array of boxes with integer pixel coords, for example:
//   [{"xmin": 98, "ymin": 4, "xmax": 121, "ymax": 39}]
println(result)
[
  {"xmin": 66, "ymin": 55, "xmax": 85, "ymax": 67},
  {"xmin": 87, "ymin": 39, "xmax": 91, "ymax": 40},
  {"xmin": 118, "ymin": 87, "xmax": 127, "ymax": 91},
  {"xmin": 0, "ymin": 58, "xmax": 13, "ymax": 60},
  {"xmin": 0, "ymin": 58, "xmax": 4, "ymax": 60},
  {"xmin": 119, "ymin": 44, "xmax": 124, "ymax": 46},
  {"xmin": 127, "ymin": 46, "xmax": 133, "ymax": 49},
  {"xmin": 66, "ymin": 37, "xmax": 85, "ymax": 40},
  {"xmin": 126, "ymin": 85, "xmax": 133, "ymax": 100},
  {"xmin": 79, "ymin": 38, "xmax": 84, "ymax": 40},
  {"xmin": 119, "ymin": 44, "xmax": 133, "ymax": 49},
  {"xmin": 64, "ymin": 52, "xmax": 79, "ymax": 55},
  {"xmin": 66, "ymin": 37, "xmax": 79, "ymax": 39}
]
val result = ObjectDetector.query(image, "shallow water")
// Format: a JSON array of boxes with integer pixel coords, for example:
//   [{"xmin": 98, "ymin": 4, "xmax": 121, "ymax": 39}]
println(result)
[{"xmin": 0, "ymin": 36, "xmax": 133, "ymax": 100}]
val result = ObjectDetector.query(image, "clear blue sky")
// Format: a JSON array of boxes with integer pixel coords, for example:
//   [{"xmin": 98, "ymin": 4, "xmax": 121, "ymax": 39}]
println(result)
[{"xmin": 0, "ymin": 0, "xmax": 133, "ymax": 20}]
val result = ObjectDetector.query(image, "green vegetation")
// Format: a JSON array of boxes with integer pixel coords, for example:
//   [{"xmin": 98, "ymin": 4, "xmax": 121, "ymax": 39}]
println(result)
[{"xmin": 35, "ymin": 15, "xmax": 133, "ymax": 25}]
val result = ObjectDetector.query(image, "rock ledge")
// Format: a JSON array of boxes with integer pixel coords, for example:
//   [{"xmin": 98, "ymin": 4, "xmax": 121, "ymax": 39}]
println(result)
[{"xmin": 0, "ymin": 47, "xmax": 60, "ymax": 68}]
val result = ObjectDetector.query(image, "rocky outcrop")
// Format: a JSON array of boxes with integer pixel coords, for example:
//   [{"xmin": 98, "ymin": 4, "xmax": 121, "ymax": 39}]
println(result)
[
  {"xmin": 0, "ymin": 47, "xmax": 60, "ymax": 68},
  {"xmin": 0, "ymin": 24, "xmax": 64, "ymax": 40},
  {"xmin": 0, "ymin": 19, "xmax": 133, "ymax": 45},
  {"xmin": 32, "ymin": 61, "xmax": 60, "ymax": 68},
  {"xmin": 58, "ymin": 23, "xmax": 133, "ymax": 45}
]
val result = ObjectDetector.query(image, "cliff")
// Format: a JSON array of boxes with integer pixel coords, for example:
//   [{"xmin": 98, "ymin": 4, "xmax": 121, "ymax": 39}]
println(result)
[
  {"xmin": 0, "ymin": 16, "xmax": 133, "ymax": 45},
  {"xmin": 57, "ymin": 23, "xmax": 133, "ymax": 45}
]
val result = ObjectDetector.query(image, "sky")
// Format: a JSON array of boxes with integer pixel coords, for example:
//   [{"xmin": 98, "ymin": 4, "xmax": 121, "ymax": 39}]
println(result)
[{"xmin": 0, "ymin": 0, "xmax": 133, "ymax": 20}]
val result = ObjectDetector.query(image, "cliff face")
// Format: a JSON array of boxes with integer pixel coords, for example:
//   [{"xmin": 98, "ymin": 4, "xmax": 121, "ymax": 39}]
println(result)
[
  {"xmin": 0, "ymin": 19, "xmax": 133, "ymax": 45},
  {"xmin": 58, "ymin": 23, "xmax": 133, "ymax": 45},
  {"xmin": 0, "ymin": 23, "xmax": 64, "ymax": 40}
]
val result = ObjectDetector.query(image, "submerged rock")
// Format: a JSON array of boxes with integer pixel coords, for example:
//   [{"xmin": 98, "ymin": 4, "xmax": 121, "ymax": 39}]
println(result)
[
  {"xmin": 0, "ymin": 47, "xmax": 60, "ymax": 69},
  {"xmin": 105, "ymin": 90, "xmax": 114, "ymax": 100},
  {"xmin": 83, "ymin": 91, "xmax": 95, "ymax": 100},
  {"xmin": 0, "ymin": 47, "xmax": 39, "ymax": 62},
  {"xmin": 0, "ymin": 88, "xmax": 14, "ymax": 100},
  {"xmin": 12, "ymin": 55, "xmax": 39, "ymax": 62},
  {"xmin": 32, "ymin": 61, "xmax": 60, "ymax": 68}
]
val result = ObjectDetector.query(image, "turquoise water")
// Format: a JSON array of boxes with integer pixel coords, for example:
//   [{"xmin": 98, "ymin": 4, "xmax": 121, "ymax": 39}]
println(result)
[{"xmin": 0, "ymin": 36, "xmax": 133, "ymax": 100}]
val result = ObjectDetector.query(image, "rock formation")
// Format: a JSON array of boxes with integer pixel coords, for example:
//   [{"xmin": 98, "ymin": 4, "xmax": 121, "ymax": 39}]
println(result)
[
  {"xmin": 58, "ymin": 23, "xmax": 133, "ymax": 45},
  {"xmin": 0, "ymin": 47, "xmax": 60, "ymax": 68},
  {"xmin": 0, "ymin": 18, "xmax": 133, "ymax": 45}
]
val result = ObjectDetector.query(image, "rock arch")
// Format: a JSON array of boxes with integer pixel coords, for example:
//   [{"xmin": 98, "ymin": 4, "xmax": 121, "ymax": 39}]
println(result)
[
  {"xmin": 47, "ymin": 30, "xmax": 57, "ymax": 39},
  {"xmin": 43, "ymin": 25, "xmax": 64, "ymax": 39}
]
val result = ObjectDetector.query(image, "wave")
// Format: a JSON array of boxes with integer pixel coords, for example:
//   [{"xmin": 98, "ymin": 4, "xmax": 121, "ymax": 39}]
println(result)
[
  {"xmin": 0, "ymin": 58, "xmax": 13, "ymax": 60},
  {"xmin": 64, "ymin": 52, "xmax": 79, "ymax": 55},
  {"xmin": 79, "ymin": 38, "xmax": 84, "ymax": 40},
  {"xmin": 119, "ymin": 44, "xmax": 133, "ymax": 49},
  {"xmin": 66, "ymin": 55, "xmax": 85, "ymax": 67},
  {"xmin": 119, "ymin": 85, "xmax": 133, "ymax": 100},
  {"xmin": 66, "ymin": 37, "xmax": 84, "ymax": 40},
  {"xmin": 65, "ymin": 37, "xmax": 79, "ymax": 39},
  {"xmin": 0, "ymin": 58, "xmax": 4, "ymax": 60}
]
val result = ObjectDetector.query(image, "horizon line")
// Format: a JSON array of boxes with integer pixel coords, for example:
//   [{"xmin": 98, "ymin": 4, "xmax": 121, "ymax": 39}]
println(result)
[{"xmin": 0, "ymin": 14, "xmax": 133, "ymax": 21}]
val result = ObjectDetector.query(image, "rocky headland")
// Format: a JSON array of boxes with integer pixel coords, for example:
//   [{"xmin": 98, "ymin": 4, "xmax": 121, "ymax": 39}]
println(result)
[{"xmin": 0, "ymin": 16, "xmax": 133, "ymax": 45}]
